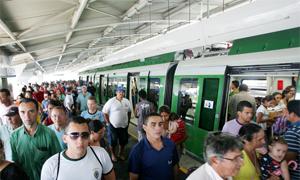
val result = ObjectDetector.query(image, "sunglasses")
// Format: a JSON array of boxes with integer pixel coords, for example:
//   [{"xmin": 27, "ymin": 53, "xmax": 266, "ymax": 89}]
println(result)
[{"xmin": 66, "ymin": 132, "xmax": 90, "ymax": 140}]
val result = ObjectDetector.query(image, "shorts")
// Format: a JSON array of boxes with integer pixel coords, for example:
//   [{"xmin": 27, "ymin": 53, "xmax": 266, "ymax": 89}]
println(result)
[{"xmin": 107, "ymin": 124, "xmax": 128, "ymax": 146}]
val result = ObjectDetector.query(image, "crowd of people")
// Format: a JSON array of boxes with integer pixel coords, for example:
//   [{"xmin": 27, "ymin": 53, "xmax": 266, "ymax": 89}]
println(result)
[
  {"xmin": 0, "ymin": 81, "xmax": 187, "ymax": 180},
  {"xmin": 0, "ymin": 79, "xmax": 299, "ymax": 180}
]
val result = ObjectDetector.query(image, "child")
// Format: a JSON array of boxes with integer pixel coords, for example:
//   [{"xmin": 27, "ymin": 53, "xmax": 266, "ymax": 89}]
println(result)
[
  {"xmin": 168, "ymin": 113, "xmax": 186, "ymax": 143},
  {"xmin": 260, "ymin": 137, "xmax": 290, "ymax": 180},
  {"xmin": 168, "ymin": 113, "xmax": 187, "ymax": 158}
]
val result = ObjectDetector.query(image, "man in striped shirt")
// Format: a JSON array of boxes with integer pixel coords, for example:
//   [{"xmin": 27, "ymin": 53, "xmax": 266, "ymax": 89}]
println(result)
[{"xmin": 284, "ymin": 100, "xmax": 300, "ymax": 180}]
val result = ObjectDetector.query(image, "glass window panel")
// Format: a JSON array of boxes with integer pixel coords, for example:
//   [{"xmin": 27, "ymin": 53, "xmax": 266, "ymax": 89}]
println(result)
[
  {"xmin": 178, "ymin": 78, "xmax": 198, "ymax": 124},
  {"xmin": 242, "ymin": 79, "xmax": 267, "ymax": 97},
  {"xmin": 149, "ymin": 78, "xmax": 160, "ymax": 109},
  {"xmin": 108, "ymin": 77, "xmax": 127, "ymax": 98},
  {"xmin": 140, "ymin": 78, "xmax": 147, "ymax": 91}
]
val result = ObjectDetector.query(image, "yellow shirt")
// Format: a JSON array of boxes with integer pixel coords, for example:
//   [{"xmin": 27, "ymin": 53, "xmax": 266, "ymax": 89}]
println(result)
[{"xmin": 233, "ymin": 150, "xmax": 260, "ymax": 180}]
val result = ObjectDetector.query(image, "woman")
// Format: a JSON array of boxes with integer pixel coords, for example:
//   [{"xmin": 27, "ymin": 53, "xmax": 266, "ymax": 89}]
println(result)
[
  {"xmin": 272, "ymin": 92, "xmax": 288, "ymax": 136},
  {"xmin": 159, "ymin": 105, "xmax": 171, "ymax": 137},
  {"xmin": 280, "ymin": 86, "xmax": 296, "ymax": 107},
  {"xmin": 234, "ymin": 123, "xmax": 266, "ymax": 180},
  {"xmin": 0, "ymin": 140, "xmax": 29, "ymax": 180},
  {"xmin": 88, "ymin": 119, "xmax": 106, "ymax": 147},
  {"xmin": 56, "ymin": 89, "xmax": 65, "ymax": 102}
]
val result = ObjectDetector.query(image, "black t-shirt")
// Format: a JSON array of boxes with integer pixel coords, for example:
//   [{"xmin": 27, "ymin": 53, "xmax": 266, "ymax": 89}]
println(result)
[{"xmin": 0, "ymin": 163, "xmax": 29, "ymax": 180}]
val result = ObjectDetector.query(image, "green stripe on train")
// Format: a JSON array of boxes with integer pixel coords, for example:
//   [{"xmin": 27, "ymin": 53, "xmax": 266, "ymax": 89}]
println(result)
[{"xmin": 229, "ymin": 27, "xmax": 300, "ymax": 55}]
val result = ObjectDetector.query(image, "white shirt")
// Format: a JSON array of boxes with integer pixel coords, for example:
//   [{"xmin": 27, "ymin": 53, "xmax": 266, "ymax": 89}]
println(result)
[
  {"xmin": 0, "ymin": 104, "xmax": 10, "ymax": 125},
  {"xmin": 187, "ymin": 163, "xmax": 227, "ymax": 180},
  {"xmin": 256, "ymin": 105, "xmax": 269, "ymax": 130},
  {"xmin": 102, "ymin": 97, "xmax": 131, "ymax": 128},
  {"xmin": 64, "ymin": 94, "xmax": 74, "ymax": 111},
  {"xmin": 0, "ymin": 124, "xmax": 13, "ymax": 161},
  {"xmin": 41, "ymin": 146, "xmax": 113, "ymax": 180}
]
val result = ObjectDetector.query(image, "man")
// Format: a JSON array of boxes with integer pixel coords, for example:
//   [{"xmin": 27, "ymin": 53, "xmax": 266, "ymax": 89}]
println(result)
[
  {"xmin": 76, "ymin": 85, "xmax": 91, "ymax": 113},
  {"xmin": 135, "ymin": 89, "xmax": 154, "ymax": 141},
  {"xmin": 87, "ymin": 81, "xmax": 96, "ymax": 96},
  {"xmin": 129, "ymin": 113, "xmax": 179, "ymax": 180},
  {"xmin": 102, "ymin": 87, "xmax": 131, "ymax": 162},
  {"xmin": 81, "ymin": 96, "xmax": 105, "ymax": 123},
  {"xmin": 64, "ymin": 87, "xmax": 74, "ymax": 116},
  {"xmin": 41, "ymin": 116, "xmax": 115, "ymax": 180},
  {"xmin": 42, "ymin": 91, "xmax": 51, "ymax": 114},
  {"xmin": 284, "ymin": 100, "xmax": 300, "ymax": 179},
  {"xmin": 228, "ymin": 84, "xmax": 256, "ymax": 120},
  {"xmin": 0, "ymin": 106, "xmax": 23, "ymax": 161},
  {"xmin": 10, "ymin": 98, "xmax": 61, "ymax": 180},
  {"xmin": 0, "ymin": 88, "xmax": 13, "ymax": 125},
  {"xmin": 43, "ymin": 100, "xmax": 62, "ymax": 126},
  {"xmin": 48, "ymin": 106, "xmax": 68, "ymax": 149},
  {"xmin": 229, "ymin": 80, "xmax": 239, "ymax": 97},
  {"xmin": 187, "ymin": 132, "xmax": 244, "ymax": 180},
  {"xmin": 222, "ymin": 101, "xmax": 253, "ymax": 136}
]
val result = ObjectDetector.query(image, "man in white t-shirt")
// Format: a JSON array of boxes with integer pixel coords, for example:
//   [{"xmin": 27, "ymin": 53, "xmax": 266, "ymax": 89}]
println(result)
[
  {"xmin": 0, "ymin": 88, "xmax": 13, "ymax": 125},
  {"xmin": 41, "ymin": 116, "xmax": 115, "ymax": 180},
  {"xmin": 102, "ymin": 87, "xmax": 131, "ymax": 162}
]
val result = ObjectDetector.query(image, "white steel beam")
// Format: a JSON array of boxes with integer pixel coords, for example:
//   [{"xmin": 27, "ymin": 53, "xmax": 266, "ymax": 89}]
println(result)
[
  {"xmin": 0, "ymin": 19, "xmax": 45, "ymax": 72},
  {"xmin": 57, "ymin": 0, "xmax": 88, "ymax": 71},
  {"xmin": 17, "ymin": 7, "xmax": 76, "ymax": 38},
  {"xmin": 86, "ymin": 6, "xmax": 120, "ymax": 19},
  {"xmin": 0, "ymin": 19, "xmax": 189, "ymax": 47}
]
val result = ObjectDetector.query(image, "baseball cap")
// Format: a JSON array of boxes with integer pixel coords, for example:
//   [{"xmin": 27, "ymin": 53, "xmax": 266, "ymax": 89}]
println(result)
[
  {"xmin": 5, "ymin": 106, "xmax": 19, "ymax": 117},
  {"xmin": 116, "ymin": 86, "xmax": 125, "ymax": 92}
]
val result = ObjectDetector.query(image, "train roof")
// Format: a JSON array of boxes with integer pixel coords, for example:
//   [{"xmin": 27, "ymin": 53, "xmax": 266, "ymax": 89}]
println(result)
[{"xmin": 175, "ymin": 47, "xmax": 300, "ymax": 76}]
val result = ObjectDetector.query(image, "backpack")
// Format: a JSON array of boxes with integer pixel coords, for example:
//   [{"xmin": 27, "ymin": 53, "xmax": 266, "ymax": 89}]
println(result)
[{"xmin": 56, "ymin": 146, "xmax": 103, "ymax": 180}]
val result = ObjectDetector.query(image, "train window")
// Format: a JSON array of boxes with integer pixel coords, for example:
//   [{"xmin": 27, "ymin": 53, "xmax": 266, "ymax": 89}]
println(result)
[
  {"xmin": 242, "ymin": 79, "xmax": 267, "ymax": 97},
  {"xmin": 108, "ymin": 77, "xmax": 127, "ymax": 98},
  {"xmin": 140, "ymin": 77, "xmax": 147, "ymax": 91},
  {"xmin": 149, "ymin": 78, "xmax": 160, "ymax": 109},
  {"xmin": 178, "ymin": 78, "xmax": 198, "ymax": 124}
]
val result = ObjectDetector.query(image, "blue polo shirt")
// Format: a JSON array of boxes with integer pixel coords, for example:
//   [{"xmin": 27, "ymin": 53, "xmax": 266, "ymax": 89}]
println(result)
[
  {"xmin": 128, "ymin": 137, "xmax": 179, "ymax": 180},
  {"xmin": 284, "ymin": 121, "xmax": 300, "ymax": 180}
]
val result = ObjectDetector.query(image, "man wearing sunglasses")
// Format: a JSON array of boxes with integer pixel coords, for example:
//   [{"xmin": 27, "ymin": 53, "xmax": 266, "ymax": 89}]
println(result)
[
  {"xmin": 41, "ymin": 116, "xmax": 115, "ymax": 180},
  {"xmin": 187, "ymin": 132, "xmax": 244, "ymax": 180},
  {"xmin": 10, "ymin": 98, "xmax": 62, "ymax": 180}
]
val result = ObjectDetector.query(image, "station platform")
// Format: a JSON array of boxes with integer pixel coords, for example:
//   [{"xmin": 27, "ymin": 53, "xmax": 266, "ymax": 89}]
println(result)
[{"xmin": 112, "ymin": 120, "xmax": 202, "ymax": 180}]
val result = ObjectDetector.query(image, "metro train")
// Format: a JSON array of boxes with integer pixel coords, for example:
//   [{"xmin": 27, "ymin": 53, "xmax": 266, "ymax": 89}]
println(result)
[{"xmin": 80, "ymin": 27, "xmax": 300, "ymax": 159}]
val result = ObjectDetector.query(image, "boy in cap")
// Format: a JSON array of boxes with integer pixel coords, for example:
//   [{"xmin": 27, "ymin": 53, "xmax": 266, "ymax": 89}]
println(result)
[{"xmin": 0, "ymin": 106, "xmax": 23, "ymax": 160}]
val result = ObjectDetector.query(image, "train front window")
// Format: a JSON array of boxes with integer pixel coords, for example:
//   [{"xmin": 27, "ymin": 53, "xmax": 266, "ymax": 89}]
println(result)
[
  {"xmin": 178, "ymin": 78, "xmax": 198, "ymax": 124},
  {"xmin": 149, "ymin": 78, "xmax": 160, "ymax": 109}
]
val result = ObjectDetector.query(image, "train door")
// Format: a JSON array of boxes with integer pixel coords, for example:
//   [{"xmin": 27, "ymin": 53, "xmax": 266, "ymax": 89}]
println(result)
[
  {"xmin": 164, "ymin": 62, "xmax": 178, "ymax": 108},
  {"xmin": 127, "ymin": 72, "xmax": 140, "ymax": 113},
  {"xmin": 86, "ymin": 75, "xmax": 89, "ymax": 84},
  {"xmin": 97, "ymin": 74, "xmax": 107, "ymax": 105},
  {"xmin": 172, "ymin": 63, "xmax": 227, "ymax": 158},
  {"xmin": 226, "ymin": 66, "xmax": 300, "ymax": 119}
]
